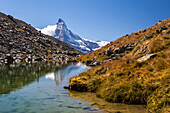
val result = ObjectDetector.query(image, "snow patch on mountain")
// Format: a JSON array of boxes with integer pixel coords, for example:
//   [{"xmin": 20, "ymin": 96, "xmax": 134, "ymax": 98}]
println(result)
[
  {"xmin": 41, "ymin": 25, "xmax": 57, "ymax": 36},
  {"xmin": 40, "ymin": 19, "xmax": 109, "ymax": 53},
  {"xmin": 83, "ymin": 39, "xmax": 109, "ymax": 49}
]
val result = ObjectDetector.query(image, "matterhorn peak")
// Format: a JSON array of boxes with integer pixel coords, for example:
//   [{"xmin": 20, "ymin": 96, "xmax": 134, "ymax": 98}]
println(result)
[
  {"xmin": 41, "ymin": 19, "xmax": 109, "ymax": 53},
  {"xmin": 58, "ymin": 18, "xmax": 64, "ymax": 23},
  {"xmin": 57, "ymin": 18, "xmax": 65, "ymax": 25}
]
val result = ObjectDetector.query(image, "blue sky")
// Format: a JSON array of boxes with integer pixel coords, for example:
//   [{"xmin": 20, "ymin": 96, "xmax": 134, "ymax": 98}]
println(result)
[{"xmin": 0, "ymin": 0, "xmax": 170, "ymax": 41}]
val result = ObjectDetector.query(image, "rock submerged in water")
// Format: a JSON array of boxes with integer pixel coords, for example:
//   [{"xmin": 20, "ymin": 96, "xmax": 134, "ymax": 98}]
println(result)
[{"xmin": 63, "ymin": 86, "xmax": 69, "ymax": 89}]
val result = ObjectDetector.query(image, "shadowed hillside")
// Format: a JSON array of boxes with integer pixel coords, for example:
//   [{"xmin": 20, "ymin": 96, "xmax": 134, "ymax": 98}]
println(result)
[{"xmin": 0, "ymin": 12, "xmax": 83, "ymax": 64}]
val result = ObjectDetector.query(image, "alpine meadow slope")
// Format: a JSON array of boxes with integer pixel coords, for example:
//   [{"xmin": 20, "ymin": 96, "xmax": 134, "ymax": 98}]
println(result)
[{"xmin": 69, "ymin": 18, "xmax": 170, "ymax": 113}]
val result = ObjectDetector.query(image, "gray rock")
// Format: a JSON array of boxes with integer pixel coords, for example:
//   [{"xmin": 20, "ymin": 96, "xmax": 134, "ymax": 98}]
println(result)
[
  {"xmin": 15, "ymin": 59, "xmax": 21, "ymax": 63},
  {"xmin": 162, "ymin": 29, "xmax": 169, "ymax": 34},
  {"xmin": 113, "ymin": 47, "xmax": 124, "ymax": 53},
  {"xmin": 140, "ymin": 38, "xmax": 146, "ymax": 42},
  {"xmin": 161, "ymin": 26, "xmax": 168, "ymax": 30},
  {"xmin": 144, "ymin": 35, "xmax": 153, "ymax": 39},
  {"xmin": 5, "ymin": 55, "xmax": 14, "ymax": 63},
  {"xmin": 135, "ymin": 40, "xmax": 140, "ymax": 46},
  {"xmin": 112, "ymin": 45, "xmax": 116, "ymax": 47},
  {"xmin": 113, "ymin": 47, "xmax": 120, "ymax": 53},
  {"xmin": 89, "ymin": 62, "xmax": 101, "ymax": 66},
  {"xmin": 84, "ymin": 60, "xmax": 92, "ymax": 65},
  {"xmin": 137, "ymin": 54, "xmax": 156, "ymax": 62},
  {"xmin": 57, "ymin": 50, "xmax": 62, "ymax": 54},
  {"xmin": 158, "ymin": 20, "xmax": 162, "ymax": 25},
  {"xmin": 105, "ymin": 48, "xmax": 113, "ymax": 56},
  {"xmin": 112, "ymin": 57, "xmax": 117, "ymax": 60},
  {"xmin": 126, "ymin": 47, "xmax": 134, "ymax": 51}
]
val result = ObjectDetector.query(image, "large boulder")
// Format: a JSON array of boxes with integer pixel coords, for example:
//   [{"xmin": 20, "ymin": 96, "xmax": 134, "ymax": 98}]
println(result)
[
  {"xmin": 137, "ymin": 54, "xmax": 156, "ymax": 62},
  {"xmin": 89, "ymin": 62, "xmax": 101, "ymax": 66},
  {"xmin": 105, "ymin": 48, "xmax": 113, "ymax": 56},
  {"xmin": 35, "ymin": 57, "xmax": 43, "ymax": 62},
  {"xmin": 84, "ymin": 60, "xmax": 92, "ymax": 65},
  {"xmin": 114, "ymin": 47, "xmax": 122, "ymax": 53},
  {"xmin": 5, "ymin": 55, "xmax": 14, "ymax": 63},
  {"xmin": 144, "ymin": 35, "xmax": 153, "ymax": 39},
  {"xmin": 126, "ymin": 46, "xmax": 134, "ymax": 51}
]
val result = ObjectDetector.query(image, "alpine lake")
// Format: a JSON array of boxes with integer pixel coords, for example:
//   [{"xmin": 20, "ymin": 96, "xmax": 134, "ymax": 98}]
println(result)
[{"xmin": 0, "ymin": 62, "xmax": 146, "ymax": 113}]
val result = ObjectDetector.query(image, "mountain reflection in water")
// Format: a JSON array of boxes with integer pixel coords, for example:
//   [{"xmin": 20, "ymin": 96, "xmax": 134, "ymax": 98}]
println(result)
[
  {"xmin": 0, "ymin": 62, "xmax": 146, "ymax": 113},
  {"xmin": 0, "ymin": 62, "xmax": 102, "ymax": 113},
  {"xmin": 0, "ymin": 62, "xmax": 89, "ymax": 95},
  {"xmin": 0, "ymin": 62, "xmax": 70, "ymax": 95},
  {"xmin": 45, "ymin": 62, "xmax": 88, "ymax": 85}
]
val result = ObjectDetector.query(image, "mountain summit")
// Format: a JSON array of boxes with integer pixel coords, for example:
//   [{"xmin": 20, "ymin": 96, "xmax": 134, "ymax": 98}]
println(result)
[
  {"xmin": 41, "ymin": 19, "xmax": 109, "ymax": 53},
  {"xmin": 54, "ymin": 18, "xmax": 82, "ymax": 43}
]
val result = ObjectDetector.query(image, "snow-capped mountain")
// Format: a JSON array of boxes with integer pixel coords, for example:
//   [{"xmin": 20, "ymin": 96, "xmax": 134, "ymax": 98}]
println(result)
[{"xmin": 40, "ymin": 18, "xmax": 109, "ymax": 53}]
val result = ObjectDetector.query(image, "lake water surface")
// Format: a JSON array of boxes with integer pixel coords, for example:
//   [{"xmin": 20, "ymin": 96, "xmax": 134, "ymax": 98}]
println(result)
[
  {"xmin": 0, "ymin": 62, "xmax": 104, "ymax": 113},
  {"xmin": 0, "ymin": 62, "xmax": 146, "ymax": 113}
]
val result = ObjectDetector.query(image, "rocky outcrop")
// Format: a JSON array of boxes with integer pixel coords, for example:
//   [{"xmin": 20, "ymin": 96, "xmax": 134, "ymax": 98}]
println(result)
[
  {"xmin": 0, "ymin": 12, "xmax": 83, "ymax": 64},
  {"xmin": 104, "ymin": 43, "xmax": 135, "ymax": 62},
  {"xmin": 83, "ymin": 43, "xmax": 136, "ymax": 66},
  {"xmin": 81, "ymin": 43, "xmax": 136, "ymax": 66}
]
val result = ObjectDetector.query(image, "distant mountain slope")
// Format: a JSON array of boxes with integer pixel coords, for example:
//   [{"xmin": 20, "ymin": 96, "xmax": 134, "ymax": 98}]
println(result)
[
  {"xmin": 40, "ymin": 19, "xmax": 109, "ymax": 53},
  {"xmin": 0, "ymin": 12, "xmax": 82, "ymax": 64}
]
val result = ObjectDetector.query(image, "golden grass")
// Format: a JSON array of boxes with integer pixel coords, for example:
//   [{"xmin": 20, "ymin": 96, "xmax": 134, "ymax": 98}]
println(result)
[{"xmin": 70, "ymin": 18, "xmax": 170, "ymax": 112}]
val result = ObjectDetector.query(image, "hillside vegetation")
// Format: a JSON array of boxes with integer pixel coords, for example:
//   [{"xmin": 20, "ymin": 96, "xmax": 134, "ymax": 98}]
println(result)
[{"xmin": 69, "ymin": 19, "xmax": 170, "ymax": 112}]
